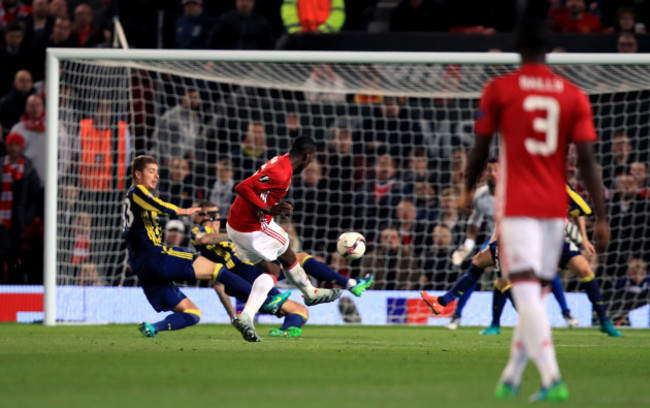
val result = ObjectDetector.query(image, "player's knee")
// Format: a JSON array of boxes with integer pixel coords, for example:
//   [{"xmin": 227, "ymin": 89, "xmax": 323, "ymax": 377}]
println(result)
[{"xmin": 184, "ymin": 309, "xmax": 202, "ymax": 325}]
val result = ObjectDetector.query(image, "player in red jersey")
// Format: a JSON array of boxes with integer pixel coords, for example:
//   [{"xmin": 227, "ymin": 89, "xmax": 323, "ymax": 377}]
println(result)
[
  {"xmin": 464, "ymin": 21, "xmax": 609, "ymax": 401},
  {"xmin": 226, "ymin": 136, "xmax": 342, "ymax": 342}
]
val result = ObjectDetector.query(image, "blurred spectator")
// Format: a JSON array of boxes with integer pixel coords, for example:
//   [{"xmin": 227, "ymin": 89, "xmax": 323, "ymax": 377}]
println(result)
[
  {"xmin": 343, "ymin": 0, "xmax": 378, "ymax": 31},
  {"xmin": 78, "ymin": 100, "xmax": 132, "ymax": 192},
  {"xmin": 10, "ymin": 94, "xmax": 45, "ymax": 186},
  {"xmin": 0, "ymin": 0, "xmax": 32, "ymax": 29},
  {"xmin": 158, "ymin": 157, "xmax": 200, "ymax": 208},
  {"xmin": 0, "ymin": 23, "xmax": 34, "ymax": 96},
  {"xmin": 208, "ymin": 158, "xmax": 235, "ymax": 219},
  {"xmin": 390, "ymin": 0, "xmax": 448, "ymax": 32},
  {"xmin": 436, "ymin": 187, "xmax": 464, "ymax": 246},
  {"xmin": 303, "ymin": 63, "xmax": 346, "ymax": 103},
  {"xmin": 48, "ymin": 0, "xmax": 68, "ymax": 18},
  {"xmin": 394, "ymin": 198, "xmax": 428, "ymax": 253},
  {"xmin": 0, "ymin": 70, "xmax": 34, "ymax": 134},
  {"xmin": 607, "ymin": 174, "xmax": 647, "ymax": 275},
  {"xmin": 419, "ymin": 224, "xmax": 455, "ymax": 290},
  {"xmin": 413, "ymin": 180, "xmax": 438, "ymax": 224},
  {"xmin": 22, "ymin": 0, "xmax": 54, "ymax": 48},
  {"xmin": 550, "ymin": 0, "xmax": 604, "ymax": 33},
  {"xmin": 230, "ymin": 121, "xmax": 277, "ymax": 181},
  {"xmin": 291, "ymin": 159, "xmax": 329, "ymax": 252},
  {"xmin": 281, "ymin": 0, "xmax": 345, "ymax": 34},
  {"xmin": 73, "ymin": 3, "xmax": 105, "ymax": 47},
  {"xmin": 70, "ymin": 211, "xmax": 92, "ymax": 265},
  {"xmin": 613, "ymin": 6, "xmax": 646, "ymax": 34},
  {"xmin": 608, "ymin": 258, "xmax": 649, "ymax": 325},
  {"xmin": 358, "ymin": 96, "xmax": 423, "ymax": 166},
  {"xmin": 353, "ymin": 65, "xmax": 382, "ymax": 104},
  {"xmin": 174, "ymin": 0, "xmax": 214, "ymax": 49},
  {"xmin": 78, "ymin": 261, "xmax": 101, "ymax": 286},
  {"xmin": 617, "ymin": 32, "xmax": 638, "ymax": 53},
  {"xmin": 362, "ymin": 225, "xmax": 419, "ymax": 290},
  {"xmin": 353, "ymin": 153, "xmax": 402, "ymax": 243},
  {"xmin": 49, "ymin": 16, "xmax": 79, "ymax": 48},
  {"xmin": 0, "ymin": 132, "xmax": 40, "ymax": 283},
  {"xmin": 151, "ymin": 88, "xmax": 203, "ymax": 166},
  {"xmin": 603, "ymin": 131, "xmax": 635, "ymax": 189},
  {"xmin": 164, "ymin": 219, "xmax": 187, "ymax": 247},
  {"xmin": 208, "ymin": 0, "xmax": 274, "ymax": 50},
  {"xmin": 630, "ymin": 161, "xmax": 649, "ymax": 198}
]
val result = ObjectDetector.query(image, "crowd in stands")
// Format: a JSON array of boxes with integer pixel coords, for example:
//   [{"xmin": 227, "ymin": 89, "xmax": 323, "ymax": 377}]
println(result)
[{"xmin": 0, "ymin": 0, "xmax": 647, "ymax": 324}]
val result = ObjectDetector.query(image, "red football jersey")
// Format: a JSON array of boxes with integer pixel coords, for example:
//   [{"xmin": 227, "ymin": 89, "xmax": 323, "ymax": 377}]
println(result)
[
  {"xmin": 228, "ymin": 154, "xmax": 293, "ymax": 232},
  {"xmin": 475, "ymin": 63, "xmax": 597, "ymax": 218}
]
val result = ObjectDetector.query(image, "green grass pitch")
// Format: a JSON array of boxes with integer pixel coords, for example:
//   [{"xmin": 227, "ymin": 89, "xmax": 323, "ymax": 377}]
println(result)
[{"xmin": 1, "ymin": 323, "xmax": 649, "ymax": 408}]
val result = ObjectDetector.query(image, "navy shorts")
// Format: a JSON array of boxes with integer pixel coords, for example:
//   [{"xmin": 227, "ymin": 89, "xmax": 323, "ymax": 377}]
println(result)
[
  {"xmin": 143, "ymin": 284, "xmax": 187, "ymax": 312},
  {"xmin": 558, "ymin": 240, "xmax": 581, "ymax": 269},
  {"xmin": 132, "ymin": 248, "xmax": 198, "ymax": 312}
]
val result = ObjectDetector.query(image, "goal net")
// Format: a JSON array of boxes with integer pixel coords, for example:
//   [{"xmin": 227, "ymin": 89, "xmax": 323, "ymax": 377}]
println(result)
[{"xmin": 45, "ymin": 50, "xmax": 650, "ymax": 327}]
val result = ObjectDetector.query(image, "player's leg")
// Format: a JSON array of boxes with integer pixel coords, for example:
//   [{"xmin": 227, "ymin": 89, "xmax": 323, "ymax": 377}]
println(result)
[
  {"xmin": 422, "ymin": 244, "xmax": 494, "ymax": 314},
  {"xmin": 297, "ymin": 252, "xmax": 373, "ymax": 297},
  {"xmin": 481, "ymin": 277, "xmax": 510, "ymax": 335},
  {"xmin": 501, "ymin": 218, "xmax": 566, "ymax": 400},
  {"xmin": 269, "ymin": 299, "xmax": 309, "ymax": 338},
  {"xmin": 565, "ymin": 254, "xmax": 621, "ymax": 337},
  {"xmin": 139, "ymin": 286, "xmax": 201, "ymax": 337},
  {"xmin": 496, "ymin": 321, "xmax": 526, "ymax": 398},
  {"xmin": 278, "ymin": 246, "xmax": 342, "ymax": 306},
  {"xmin": 550, "ymin": 275, "xmax": 577, "ymax": 327}
]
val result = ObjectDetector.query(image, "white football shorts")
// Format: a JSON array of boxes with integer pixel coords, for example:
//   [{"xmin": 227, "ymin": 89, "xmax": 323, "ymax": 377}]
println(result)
[
  {"xmin": 498, "ymin": 217, "xmax": 565, "ymax": 280},
  {"xmin": 226, "ymin": 219, "xmax": 289, "ymax": 264}
]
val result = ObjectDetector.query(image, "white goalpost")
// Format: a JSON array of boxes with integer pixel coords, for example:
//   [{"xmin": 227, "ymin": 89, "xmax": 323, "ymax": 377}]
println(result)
[{"xmin": 44, "ymin": 49, "xmax": 650, "ymax": 327}]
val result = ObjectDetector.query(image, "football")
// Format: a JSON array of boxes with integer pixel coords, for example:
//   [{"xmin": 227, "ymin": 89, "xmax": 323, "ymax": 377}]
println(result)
[{"xmin": 336, "ymin": 232, "xmax": 367, "ymax": 261}]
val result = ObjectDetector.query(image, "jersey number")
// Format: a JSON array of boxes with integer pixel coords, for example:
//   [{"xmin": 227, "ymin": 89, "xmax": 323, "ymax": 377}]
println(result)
[
  {"xmin": 122, "ymin": 198, "xmax": 134, "ymax": 230},
  {"xmin": 523, "ymin": 95, "xmax": 559, "ymax": 156}
]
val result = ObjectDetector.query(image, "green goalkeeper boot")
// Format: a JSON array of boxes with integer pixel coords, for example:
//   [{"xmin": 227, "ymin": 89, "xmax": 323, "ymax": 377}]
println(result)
[
  {"xmin": 350, "ymin": 274, "xmax": 374, "ymax": 297},
  {"xmin": 529, "ymin": 380, "xmax": 569, "ymax": 402},
  {"xmin": 269, "ymin": 326, "xmax": 302, "ymax": 338}
]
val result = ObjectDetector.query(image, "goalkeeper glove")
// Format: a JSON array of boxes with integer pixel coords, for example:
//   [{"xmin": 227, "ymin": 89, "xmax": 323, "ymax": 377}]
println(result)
[{"xmin": 452, "ymin": 239, "xmax": 475, "ymax": 266}]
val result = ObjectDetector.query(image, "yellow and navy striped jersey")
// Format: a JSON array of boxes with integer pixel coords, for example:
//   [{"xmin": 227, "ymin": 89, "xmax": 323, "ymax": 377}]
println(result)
[
  {"xmin": 566, "ymin": 184, "xmax": 592, "ymax": 218},
  {"xmin": 123, "ymin": 185, "xmax": 178, "ymax": 255},
  {"xmin": 190, "ymin": 225, "xmax": 242, "ymax": 271}
]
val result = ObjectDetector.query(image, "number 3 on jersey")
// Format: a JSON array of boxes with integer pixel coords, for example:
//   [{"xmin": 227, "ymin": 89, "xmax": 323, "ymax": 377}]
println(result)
[
  {"xmin": 122, "ymin": 198, "xmax": 134, "ymax": 232},
  {"xmin": 523, "ymin": 95, "xmax": 559, "ymax": 156}
]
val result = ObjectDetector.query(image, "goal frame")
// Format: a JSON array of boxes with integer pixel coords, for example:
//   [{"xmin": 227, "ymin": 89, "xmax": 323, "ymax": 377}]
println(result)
[{"xmin": 44, "ymin": 48, "xmax": 650, "ymax": 326}]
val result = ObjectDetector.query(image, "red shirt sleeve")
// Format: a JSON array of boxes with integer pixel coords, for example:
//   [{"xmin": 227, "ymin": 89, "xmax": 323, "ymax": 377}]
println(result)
[
  {"xmin": 474, "ymin": 79, "xmax": 500, "ymax": 136},
  {"xmin": 232, "ymin": 158, "xmax": 290, "ymax": 211},
  {"xmin": 571, "ymin": 88, "xmax": 598, "ymax": 143}
]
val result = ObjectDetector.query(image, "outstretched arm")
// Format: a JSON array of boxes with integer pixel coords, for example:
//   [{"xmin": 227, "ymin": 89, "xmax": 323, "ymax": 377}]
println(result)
[{"xmin": 214, "ymin": 283, "xmax": 237, "ymax": 321}]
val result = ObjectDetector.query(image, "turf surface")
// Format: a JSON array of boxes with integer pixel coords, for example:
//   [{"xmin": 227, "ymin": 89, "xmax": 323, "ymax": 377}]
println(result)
[{"xmin": 1, "ymin": 323, "xmax": 648, "ymax": 408}]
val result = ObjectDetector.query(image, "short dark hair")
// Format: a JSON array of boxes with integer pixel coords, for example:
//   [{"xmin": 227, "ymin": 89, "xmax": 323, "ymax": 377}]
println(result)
[
  {"xmin": 131, "ymin": 155, "xmax": 157, "ymax": 179},
  {"xmin": 196, "ymin": 200, "xmax": 217, "ymax": 209},
  {"xmin": 289, "ymin": 136, "xmax": 317, "ymax": 157},
  {"xmin": 516, "ymin": 19, "xmax": 551, "ymax": 58},
  {"xmin": 5, "ymin": 22, "xmax": 23, "ymax": 34},
  {"xmin": 487, "ymin": 157, "xmax": 498, "ymax": 164}
]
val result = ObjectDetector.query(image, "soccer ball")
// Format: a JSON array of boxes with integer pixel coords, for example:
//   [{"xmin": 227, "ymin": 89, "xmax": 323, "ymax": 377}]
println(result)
[{"xmin": 336, "ymin": 232, "xmax": 367, "ymax": 261}]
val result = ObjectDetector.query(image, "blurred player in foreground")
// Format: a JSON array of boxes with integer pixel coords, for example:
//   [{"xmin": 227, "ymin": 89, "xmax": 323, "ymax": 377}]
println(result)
[{"xmin": 461, "ymin": 20, "xmax": 609, "ymax": 401}]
